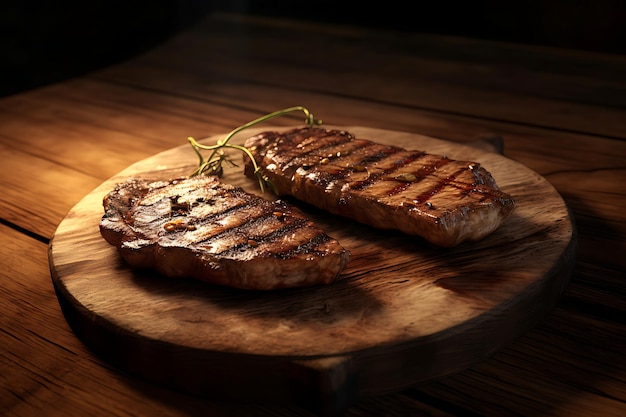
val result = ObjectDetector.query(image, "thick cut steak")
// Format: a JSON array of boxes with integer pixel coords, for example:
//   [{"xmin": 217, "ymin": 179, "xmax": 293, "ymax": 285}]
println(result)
[
  {"xmin": 99, "ymin": 175, "xmax": 349, "ymax": 290},
  {"xmin": 244, "ymin": 127, "xmax": 516, "ymax": 247}
]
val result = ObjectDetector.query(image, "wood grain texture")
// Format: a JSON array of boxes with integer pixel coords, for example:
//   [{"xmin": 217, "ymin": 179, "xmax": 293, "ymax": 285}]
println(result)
[
  {"xmin": 96, "ymin": 13, "xmax": 626, "ymax": 139},
  {"xmin": 48, "ymin": 126, "xmax": 575, "ymax": 415}
]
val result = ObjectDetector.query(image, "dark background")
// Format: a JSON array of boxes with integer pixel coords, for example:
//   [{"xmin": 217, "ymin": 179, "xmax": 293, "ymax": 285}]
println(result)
[{"xmin": 2, "ymin": 0, "xmax": 625, "ymax": 97}]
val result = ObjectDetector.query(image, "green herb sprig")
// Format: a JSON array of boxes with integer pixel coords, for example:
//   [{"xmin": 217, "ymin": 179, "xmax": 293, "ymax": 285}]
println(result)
[{"xmin": 187, "ymin": 106, "xmax": 322, "ymax": 194}]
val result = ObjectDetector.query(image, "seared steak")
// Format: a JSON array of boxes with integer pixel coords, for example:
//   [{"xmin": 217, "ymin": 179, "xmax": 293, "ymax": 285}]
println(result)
[
  {"xmin": 244, "ymin": 127, "xmax": 516, "ymax": 247},
  {"xmin": 99, "ymin": 175, "xmax": 349, "ymax": 290}
]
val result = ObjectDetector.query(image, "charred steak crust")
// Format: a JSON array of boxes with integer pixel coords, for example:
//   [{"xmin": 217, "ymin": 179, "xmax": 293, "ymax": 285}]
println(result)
[
  {"xmin": 244, "ymin": 127, "xmax": 516, "ymax": 247},
  {"xmin": 99, "ymin": 175, "xmax": 350, "ymax": 290}
]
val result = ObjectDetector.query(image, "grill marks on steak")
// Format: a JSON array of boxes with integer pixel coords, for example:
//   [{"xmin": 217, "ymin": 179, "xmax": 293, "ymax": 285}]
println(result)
[
  {"xmin": 244, "ymin": 127, "xmax": 516, "ymax": 247},
  {"xmin": 99, "ymin": 175, "xmax": 349, "ymax": 290}
]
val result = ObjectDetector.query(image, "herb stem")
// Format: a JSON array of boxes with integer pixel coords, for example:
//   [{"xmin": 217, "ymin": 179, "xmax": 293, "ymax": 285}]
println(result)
[{"xmin": 188, "ymin": 106, "xmax": 322, "ymax": 193}]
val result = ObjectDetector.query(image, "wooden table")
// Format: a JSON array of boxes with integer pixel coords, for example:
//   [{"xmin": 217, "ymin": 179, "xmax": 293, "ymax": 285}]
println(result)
[{"xmin": 2, "ymin": 12, "xmax": 625, "ymax": 417}]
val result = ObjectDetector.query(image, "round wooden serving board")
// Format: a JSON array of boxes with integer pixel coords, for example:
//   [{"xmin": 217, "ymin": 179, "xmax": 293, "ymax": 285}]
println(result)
[{"xmin": 49, "ymin": 126, "xmax": 576, "ymax": 415}]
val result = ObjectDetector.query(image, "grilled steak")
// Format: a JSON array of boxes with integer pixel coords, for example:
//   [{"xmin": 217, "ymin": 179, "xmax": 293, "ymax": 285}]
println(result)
[
  {"xmin": 244, "ymin": 127, "xmax": 516, "ymax": 247},
  {"xmin": 99, "ymin": 175, "xmax": 349, "ymax": 290}
]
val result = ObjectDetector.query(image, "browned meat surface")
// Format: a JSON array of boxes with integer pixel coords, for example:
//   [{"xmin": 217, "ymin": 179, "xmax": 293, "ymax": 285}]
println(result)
[
  {"xmin": 99, "ymin": 175, "xmax": 349, "ymax": 290},
  {"xmin": 244, "ymin": 127, "xmax": 516, "ymax": 247}
]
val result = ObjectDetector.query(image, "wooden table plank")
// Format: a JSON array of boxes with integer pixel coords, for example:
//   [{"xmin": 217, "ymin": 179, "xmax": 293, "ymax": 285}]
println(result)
[
  {"xmin": 0, "ymin": 143, "xmax": 101, "ymax": 238},
  {"xmin": 94, "ymin": 13, "xmax": 626, "ymax": 139},
  {"xmin": 7, "ymin": 76, "xmax": 623, "ymax": 178},
  {"xmin": 0, "ymin": 79, "xmax": 244, "ymax": 143},
  {"xmin": 411, "ymin": 306, "xmax": 626, "ymax": 417}
]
